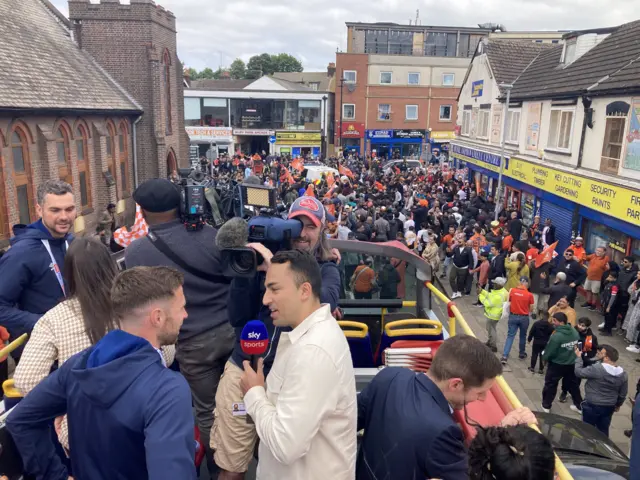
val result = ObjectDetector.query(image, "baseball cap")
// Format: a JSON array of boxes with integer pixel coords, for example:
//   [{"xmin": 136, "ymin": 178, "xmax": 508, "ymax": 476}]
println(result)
[
  {"xmin": 492, "ymin": 277, "xmax": 506, "ymax": 286},
  {"xmin": 288, "ymin": 197, "xmax": 327, "ymax": 227},
  {"xmin": 519, "ymin": 276, "xmax": 530, "ymax": 284},
  {"xmin": 133, "ymin": 179, "xmax": 180, "ymax": 213},
  {"xmin": 490, "ymin": 220, "xmax": 500, "ymax": 228}
]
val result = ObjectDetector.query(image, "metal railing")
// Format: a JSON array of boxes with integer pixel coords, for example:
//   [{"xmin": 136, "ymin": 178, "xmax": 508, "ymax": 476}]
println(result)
[{"xmin": 424, "ymin": 281, "xmax": 574, "ymax": 480}]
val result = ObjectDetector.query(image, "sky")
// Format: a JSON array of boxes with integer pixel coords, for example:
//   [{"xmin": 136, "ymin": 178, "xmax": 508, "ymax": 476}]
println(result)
[{"xmin": 50, "ymin": 0, "xmax": 634, "ymax": 72}]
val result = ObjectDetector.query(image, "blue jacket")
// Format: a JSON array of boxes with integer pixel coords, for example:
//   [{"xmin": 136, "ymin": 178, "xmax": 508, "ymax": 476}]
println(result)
[
  {"xmin": 6, "ymin": 330, "xmax": 196, "ymax": 480},
  {"xmin": 228, "ymin": 260, "xmax": 340, "ymax": 375},
  {"xmin": 356, "ymin": 368, "xmax": 468, "ymax": 480},
  {"xmin": 0, "ymin": 220, "xmax": 73, "ymax": 336}
]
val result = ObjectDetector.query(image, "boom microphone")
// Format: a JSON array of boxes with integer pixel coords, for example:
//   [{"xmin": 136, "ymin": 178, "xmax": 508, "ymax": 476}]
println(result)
[{"xmin": 215, "ymin": 217, "xmax": 249, "ymax": 250}]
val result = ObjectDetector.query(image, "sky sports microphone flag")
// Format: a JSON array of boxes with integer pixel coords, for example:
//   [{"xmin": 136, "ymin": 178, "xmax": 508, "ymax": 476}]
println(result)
[{"xmin": 240, "ymin": 320, "xmax": 269, "ymax": 357}]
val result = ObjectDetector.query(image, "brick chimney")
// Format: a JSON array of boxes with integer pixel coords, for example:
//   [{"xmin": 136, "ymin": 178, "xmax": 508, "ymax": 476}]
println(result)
[{"xmin": 327, "ymin": 62, "xmax": 336, "ymax": 77}]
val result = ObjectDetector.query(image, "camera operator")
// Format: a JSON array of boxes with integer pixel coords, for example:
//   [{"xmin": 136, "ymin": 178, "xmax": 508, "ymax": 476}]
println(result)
[
  {"xmin": 212, "ymin": 196, "xmax": 341, "ymax": 480},
  {"xmin": 124, "ymin": 179, "xmax": 234, "ymax": 479}
]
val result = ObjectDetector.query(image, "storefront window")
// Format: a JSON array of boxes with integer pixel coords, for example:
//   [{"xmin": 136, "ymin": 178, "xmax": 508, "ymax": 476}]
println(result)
[
  {"xmin": 298, "ymin": 100, "xmax": 321, "ymax": 130},
  {"xmin": 230, "ymin": 99, "xmax": 279, "ymax": 129},
  {"xmin": 585, "ymin": 221, "xmax": 629, "ymax": 264},
  {"xmin": 404, "ymin": 143, "xmax": 420, "ymax": 158},
  {"xmin": 521, "ymin": 192, "xmax": 536, "ymax": 227}
]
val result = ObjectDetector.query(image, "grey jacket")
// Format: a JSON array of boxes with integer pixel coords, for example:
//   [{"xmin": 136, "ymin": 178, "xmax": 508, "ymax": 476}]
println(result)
[{"xmin": 575, "ymin": 361, "xmax": 628, "ymax": 407}]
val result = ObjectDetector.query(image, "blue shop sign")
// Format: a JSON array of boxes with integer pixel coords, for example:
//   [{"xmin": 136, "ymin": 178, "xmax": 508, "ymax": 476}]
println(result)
[
  {"xmin": 471, "ymin": 80, "xmax": 484, "ymax": 97},
  {"xmin": 450, "ymin": 144, "xmax": 508, "ymax": 170},
  {"xmin": 367, "ymin": 129, "xmax": 393, "ymax": 140}
]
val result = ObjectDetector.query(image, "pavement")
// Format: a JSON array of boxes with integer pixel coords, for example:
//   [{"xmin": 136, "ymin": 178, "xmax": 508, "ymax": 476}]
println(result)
[{"xmin": 431, "ymin": 277, "xmax": 637, "ymax": 455}]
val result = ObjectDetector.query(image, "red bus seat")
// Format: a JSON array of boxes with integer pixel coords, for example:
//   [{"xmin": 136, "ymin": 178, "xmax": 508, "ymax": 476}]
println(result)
[{"xmin": 375, "ymin": 320, "xmax": 444, "ymax": 366}]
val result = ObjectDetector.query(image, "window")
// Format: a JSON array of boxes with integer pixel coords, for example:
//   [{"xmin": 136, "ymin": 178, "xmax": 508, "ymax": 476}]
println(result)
[
  {"xmin": 477, "ymin": 109, "xmax": 490, "ymax": 138},
  {"xmin": 439, "ymin": 105, "xmax": 452, "ymax": 121},
  {"xmin": 442, "ymin": 73, "xmax": 455, "ymax": 86},
  {"xmin": 343, "ymin": 70, "xmax": 357, "ymax": 84},
  {"xmin": 461, "ymin": 110, "xmax": 471, "ymax": 136},
  {"xmin": 563, "ymin": 41, "xmax": 577, "ymax": 64},
  {"xmin": 106, "ymin": 122, "xmax": 116, "ymax": 183},
  {"xmin": 406, "ymin": 105, "xmax": 418, "ymax": 121},
  {"xmin": 119, "ymin": 123, "xmax": 130, "ymax": 195},
  {"xmin": 424, "ymin": 32, "xmax": 456, "ymax": 57},
  {"xmin": 600, "ymin": 116, "xmax": 626, "ymax": 174},
  {"xmin": 364, "ymin": 29, "xmax": 389, "ymax": 54},
  {"xmin": 505, "ymin": 110, "xmax": 521, "ymax": 143},
  {"xmin": 547, "ymin": 108, "xmax": 574, "ymax": 150},
  {"xmin": 408, "ymin": 72, "xmax": 420, "ymax": 85},
  {"xmin": 458, "ymin": 34, "xmax": 483, "ymax": 57},
  {"xmin": 343, "ymin": 104, "xmax": 355, "ymax": 120},
  {"xmin": 308, "ymin": 82, "xmax": 320, "ymax": 91},
  {"xmin": 56, "ymin": 126, "xmax": 72, "ymax": 186},
  {"xmin": 11, "ymin": 128, "xmax": 34, "ymax": 224},
  {"xmin": 163, "ymin": 50, "xmax": 173, "ymax": 135},
  {"xmin": 378, "ymin": 104, "xmax": 391, "ymax": 121},
  {"xmin": 380, "ymin": 72, "xmax": 392, "ymax": 84},
  {"xmin": 389, "ymin": 30, "xmax": 413, "ymax": 55},
  {"xmin": 76, "ymin": 125, "xmax": 92, "ymax": 208}
]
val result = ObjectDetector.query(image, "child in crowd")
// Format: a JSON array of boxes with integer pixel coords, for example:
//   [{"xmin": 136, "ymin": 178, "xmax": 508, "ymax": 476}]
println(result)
[
  {"xmin": 527, "ymin": 314, "xmax": 554, "ymax": 374},
  {"xmin": 472, "ymin": 247, "xmax": 491, "ymax": 306}
]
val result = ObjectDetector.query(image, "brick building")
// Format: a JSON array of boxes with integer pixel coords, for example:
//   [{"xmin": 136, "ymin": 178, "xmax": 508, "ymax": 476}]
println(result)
[
  {"xmin": 69, "ymin": 0, "xmax": 189, "ymax": 181},
  {"xmin": 0, "ymin": 0, "xmax": 142, "ymax": 248},
  {"xmin": 335, "ymin": 22, "xmax": 494, "ymax": 158}
]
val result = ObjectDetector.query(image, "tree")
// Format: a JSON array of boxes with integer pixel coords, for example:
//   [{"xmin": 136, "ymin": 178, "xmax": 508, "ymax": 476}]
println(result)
[
  {"xmin": 246, "ymin": 53, "xmax": 274, "ymax": 77},
  {"xmin": 199, "ymin": 67, "xmax": 216, "ymax": 79},
  {"xmin": 271, "ymin": 53, "xmax": 303, "ymax": 73},
  {"xmin": 229, "ymin": 58, "xmax": 246, "ymax": 80},
  {"xmin": 186, "ymin": 67, "xmax": 199, "ymax": 80}
]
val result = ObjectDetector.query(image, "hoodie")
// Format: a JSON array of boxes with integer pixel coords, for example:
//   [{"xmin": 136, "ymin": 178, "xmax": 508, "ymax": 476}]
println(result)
[
  {"xmin": 6, "ymin": 330, "xmax": 196, "ymax": 480},
  {"xmin": 575, "ymin": 361, "xmax": 628, "ymax": 408},
  {"xmin": 542, "ymin": 324, "xmax": 579, "ymax": 365},
  {"xmin": 0, "ymin": 220, "xmax": 73, "ymax": 336}
]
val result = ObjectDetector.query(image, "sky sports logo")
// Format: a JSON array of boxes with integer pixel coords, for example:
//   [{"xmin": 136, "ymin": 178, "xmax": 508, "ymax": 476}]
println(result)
[{"xmin": 240, "ymin": 339, "xmax": 269, "ymax": 354}]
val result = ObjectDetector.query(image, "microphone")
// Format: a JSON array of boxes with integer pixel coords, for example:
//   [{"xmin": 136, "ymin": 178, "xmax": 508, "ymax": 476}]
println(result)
[
  {"xmin": 216, "ymin": 217, "xmax": 249, "ymax": 250},
  {"xmin": 240, "ymin": 320, "xmax": 269, "ymax": 424}
]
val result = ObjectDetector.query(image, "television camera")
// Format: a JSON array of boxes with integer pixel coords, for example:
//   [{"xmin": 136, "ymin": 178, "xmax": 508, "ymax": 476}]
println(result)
[{"xmin": 176, "ymin": 168, "xmax": 209, "ymax": 231}]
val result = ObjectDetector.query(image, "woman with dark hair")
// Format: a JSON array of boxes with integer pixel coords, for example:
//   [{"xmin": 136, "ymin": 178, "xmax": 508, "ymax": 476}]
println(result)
[
  {"xmin": 14, "ymin": 237, "xmax": 175, "ymax": 449},
  {"xmin": 468, "ymin": 424, "xmax": 555, "ymax": 480}
]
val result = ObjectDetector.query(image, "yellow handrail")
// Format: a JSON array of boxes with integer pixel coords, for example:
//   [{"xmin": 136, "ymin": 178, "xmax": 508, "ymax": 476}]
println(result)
[
  {"xmin": 424, "ymin": 281, "xmax": 573, "ymax": 480},
  {"xmin": 0, "ymin": 334, "xmax": 28, "ymax": 360}
]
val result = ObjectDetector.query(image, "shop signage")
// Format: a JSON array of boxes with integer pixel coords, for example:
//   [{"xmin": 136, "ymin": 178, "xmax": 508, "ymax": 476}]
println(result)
[
  {"xmin": 525, "ymin": 103, "xmax": 542, "ymax": 151},
  {"xmin": 233, "ymin": 129, "xmax": 275, "ymax": 136},
  {"xmin": 185, "ymin": 126, "xmax": 233, "ymax": 142},
  {"xmin": 624, "ymin": 98, "xmax": 640, "ymax": 171},
  {"xmin": 394, "ymin": 129, "xmax": 426, "ymax": 139},
  {"xmin": 450, "ymin": 144, "xmax": 507, "ymax": 172},
  {"xmin": 341, "ymin": 122, "xmax": 365, "ymax": 138},
  {"xmin": 430, "ymin": 131, "xmax": 456, "ymax": 141},
  {"xmin": 458, "ymin": 151, "xmax": 640, "ymax": 228},
  {"xmin": 367, "ymin": 129, "xmax": 393, "ymax": 139},
  {"xmin": 490, "ymin": 104, "xmax": 502, "ymax": 144},
  {"xmin": 276, "ymin": 132, "xmax": 321, "ymax": 145},
  {"xmin": 471, "ymin": 80, "xmax": 484, "ymax": 98}
]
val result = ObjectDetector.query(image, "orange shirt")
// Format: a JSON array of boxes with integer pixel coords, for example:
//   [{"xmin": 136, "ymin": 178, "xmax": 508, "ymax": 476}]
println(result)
[
  {"xmin": 502, "ymin": 235, "xmax": 513, "ymax": 252},
  {"xmin": 585, "ymin": 253, "xmax": 610, "ymax": 281},
  {"xmin": 509, "ymin": 286, "xmax": 534, "ymax": 315},
  {"xmin": 566, "ymin": 245, "xmax": 586, "ymax": 264},
  {"xmin": 442, "ymin": 234, "xmax": 455, "ymax": 248},
  {"xmin": 353, "ymin": 265, "xmax": 376, "ymax": 293},
  {"xmin": 470, "ymin": 234, "xmax": 487, "ymax": 253},
  {"xmin": 526, "ymin": 247, "xmax": 539, "ymax": 264}
]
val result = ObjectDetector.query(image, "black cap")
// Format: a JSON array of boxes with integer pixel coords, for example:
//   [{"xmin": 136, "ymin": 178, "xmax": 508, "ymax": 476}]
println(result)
[{"xmin": 133, "ymin": 179, "xmax": 180, "ymax": 213}]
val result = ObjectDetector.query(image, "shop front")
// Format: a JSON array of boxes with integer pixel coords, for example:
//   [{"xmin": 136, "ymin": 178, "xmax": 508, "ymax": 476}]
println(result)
[
  {"xmin": 233, "ymin": 128, "xmax": 275, "ymax": 156},
  {"xmin": 452, "ymin": 141, "xmax": 640, "ymax": 258},
  {"xmin": 276, "ymin": 132, "xmax": 321, "ymax": 158},
  {"xmin": 340, "ymin": 122, "xmax": 364, "ymax": 155},
  {"xmin": 429, "ymin": 131, "xmax": 456, "ymax": 157},
  {"xmin": 185, "ymin": 126, "xmax": 234, "ymax": 158},
  {"xmin": 366, "ymin": 129, "xmax": 427, "ymax": 159}
]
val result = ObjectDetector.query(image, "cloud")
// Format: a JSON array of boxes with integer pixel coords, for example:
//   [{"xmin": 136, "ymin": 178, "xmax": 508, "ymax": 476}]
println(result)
[{"xmin": 49, "ymin": 0, "xmax": 636, "ymax": 72}]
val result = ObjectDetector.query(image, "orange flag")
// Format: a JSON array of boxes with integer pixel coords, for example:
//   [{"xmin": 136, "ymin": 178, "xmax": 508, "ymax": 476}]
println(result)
[
  {"xmin": 535, "ymin": 241, "xmax": 558, "ymax": 268},
  {"xmin": 324, "ymin": 184, "xmax": 336, "ymax": 199},
  {"xmin": 291, "ymin": 158, "xmax": 304, "ymax": 172},
  {"xmin": 339, "ymin": 164, "xmax": 354, "ymax": 179},
  {"xmin": 304, "ymin": 185, "xmax": 316, "ymax": 197}
]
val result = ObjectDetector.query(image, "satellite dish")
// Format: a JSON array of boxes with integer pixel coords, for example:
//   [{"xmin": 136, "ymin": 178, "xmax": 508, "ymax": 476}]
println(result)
[{"xmin": 347, "ymin": 83, "xmax": 356, "ymax": 93}]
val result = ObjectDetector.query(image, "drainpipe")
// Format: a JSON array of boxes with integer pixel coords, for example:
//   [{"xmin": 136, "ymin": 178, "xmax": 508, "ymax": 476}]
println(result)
[
  {"xmin": 132, "ymin": 114, "xmax": 143, "ymax": 187},
  {"xmin": 576, "ymin": 95, "xmax": 593, "ymax": 170}
]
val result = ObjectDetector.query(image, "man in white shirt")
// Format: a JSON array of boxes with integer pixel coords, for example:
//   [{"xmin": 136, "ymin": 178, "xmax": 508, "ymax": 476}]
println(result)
[
  {"xmin": 240, "ymin": 250, "xmax": 357, "ymax": 480},
  {"xmin": 403, "ymin": 214, "xmax": 415, "ymax": 233}
]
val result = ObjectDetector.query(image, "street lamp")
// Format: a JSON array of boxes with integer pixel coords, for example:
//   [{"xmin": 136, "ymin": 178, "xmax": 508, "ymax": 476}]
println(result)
[
  {"xmin": 338, "ymin": 74, "xmax": 345, "ymax": 171},
  {"xmin": 495, "ymin": 83, "xmax": 513, "ymax": 221},
  {"xmin": 322, "ymin": 95, "xmax": 328, "ymax": 160}
]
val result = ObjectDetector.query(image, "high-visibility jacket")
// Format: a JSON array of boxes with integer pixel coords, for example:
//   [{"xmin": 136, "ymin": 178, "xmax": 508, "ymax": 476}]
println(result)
[{"xmin": 479, "ymin": 287, "xmax": 508, "ymax": 321}]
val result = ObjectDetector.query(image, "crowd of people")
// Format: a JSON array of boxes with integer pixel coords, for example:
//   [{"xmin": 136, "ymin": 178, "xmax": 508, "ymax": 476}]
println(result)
[{"xmin": 0, "ymin": 148, "xmax": 638, "ymax": 479}]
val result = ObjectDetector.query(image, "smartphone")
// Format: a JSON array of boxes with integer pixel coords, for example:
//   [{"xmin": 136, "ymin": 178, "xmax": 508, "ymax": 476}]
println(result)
[{"xmin": 577, "ymin": 342, "xmax": 583, "ymax": 351}]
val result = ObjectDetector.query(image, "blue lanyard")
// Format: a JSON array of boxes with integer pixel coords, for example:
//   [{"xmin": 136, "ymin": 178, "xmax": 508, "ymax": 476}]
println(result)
[{"xmin": 41, "ymin": 239, "xmax": 68, "ymax": 297}]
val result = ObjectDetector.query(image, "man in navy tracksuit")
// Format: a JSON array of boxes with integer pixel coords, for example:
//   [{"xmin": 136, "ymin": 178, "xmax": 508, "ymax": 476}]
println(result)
[
  {"xmin": 7, "ymin": 266, "xmax": 197, "ymax": 480},
  {"xmin": 0, "ymin": 180, "xmax": 75, "ymax": 354}
]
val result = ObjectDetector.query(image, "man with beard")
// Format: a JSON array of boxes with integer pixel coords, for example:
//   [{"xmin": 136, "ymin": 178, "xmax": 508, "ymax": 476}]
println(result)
[
  {"xmin": 7, "ymin": 267, "xmax": 196, "ymax": 480},
  {"xmin": 0, "ymin": 180, "xmax": 76, "ymax": 359},
  {"xmin": 212, "ymin": 196, "xmax": 341, "ymax": 480}
]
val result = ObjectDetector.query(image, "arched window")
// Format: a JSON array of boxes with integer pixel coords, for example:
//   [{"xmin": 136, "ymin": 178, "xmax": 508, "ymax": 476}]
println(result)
[
  {"xmin": 118, "ymin": 123, "xmax": 129, "ymax": 194},
  {"xmin": 163, "ymin": 50, "xmax": 173, "ymax": 135},
  {"xmin": 56, "ymin": 126, "xmax": 72, "ymax": 186},
  {"xmin": 76, "ymin": 125, "xmax": 92, "ymax": 208},
  {"xmin": 106, "ymin": 122, "xmax": 116, "ymax": 187},
  {"xmin": 11, "ymin": 128, "xmax": 34, "ymax": 224},
  {"xmin": 166, "ymin": 150, "xmax": 177, "ymax": 177}
]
